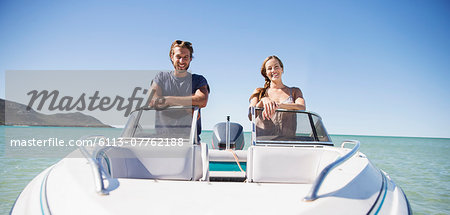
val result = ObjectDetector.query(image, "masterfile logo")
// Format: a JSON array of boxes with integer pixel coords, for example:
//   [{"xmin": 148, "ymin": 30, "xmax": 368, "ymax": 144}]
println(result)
[
  {"xmin": 5, "ymin": 70, "xmax": 192, "ymax": 127},
  {"xmin": 26, "ymin": 87, "xmax": 150, "ymax": 117}
]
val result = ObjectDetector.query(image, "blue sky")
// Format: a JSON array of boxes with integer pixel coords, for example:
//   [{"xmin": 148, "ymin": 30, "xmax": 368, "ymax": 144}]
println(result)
[{"xmin": 0, "ymin": 0, "xmax": 449, "ymax": 137}]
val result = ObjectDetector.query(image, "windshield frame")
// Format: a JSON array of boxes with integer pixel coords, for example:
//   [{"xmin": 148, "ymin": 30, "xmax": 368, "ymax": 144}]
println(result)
[
  {"xmin": 251, "ymin": 107, "xmax": 333, "ymax": 146},
  {"xmin": 121, "ymin": 106, "xmax": 200, "ymax": 144}
]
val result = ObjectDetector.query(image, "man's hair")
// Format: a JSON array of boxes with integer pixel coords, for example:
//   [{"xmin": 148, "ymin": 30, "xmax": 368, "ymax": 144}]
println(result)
[{"xmin": 169, "ymin": 40, "xmax": 194, "ymax": 61}]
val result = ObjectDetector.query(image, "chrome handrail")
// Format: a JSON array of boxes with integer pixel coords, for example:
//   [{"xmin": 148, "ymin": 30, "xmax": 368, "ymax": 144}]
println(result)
[
  {"xmin": 304, "ymin": 140, "xmax": 360, "ymax": 201},
  {"xmin": 341, "ymin": 140, "xmax": 358, "ymax": 148},
  {"xmin": 78, "ymin": 135, "xmax": 109, "ymax": 195}
]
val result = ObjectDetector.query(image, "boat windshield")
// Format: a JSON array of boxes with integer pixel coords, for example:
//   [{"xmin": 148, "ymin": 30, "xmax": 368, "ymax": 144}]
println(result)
[
  {"xmin": 252, "ymin": 108, "xmax": 331, "ymax": 145},
  {"xmin": 121, "ymin": 106, "xmax": 198, "ymax": 143}
]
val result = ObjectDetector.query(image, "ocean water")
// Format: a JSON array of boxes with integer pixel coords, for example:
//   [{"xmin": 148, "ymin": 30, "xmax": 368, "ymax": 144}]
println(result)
[{"xmin": 1, "ymin": 126, "xmax": 449, "ymax": 214}]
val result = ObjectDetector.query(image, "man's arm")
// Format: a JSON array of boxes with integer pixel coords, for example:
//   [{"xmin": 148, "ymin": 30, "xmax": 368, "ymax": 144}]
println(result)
[
  {"xmin": 164, "ymin": 85, "xmax": 209, "ymax": 108},
  {"xmin": 148, "ymin": 81, "xmax": 163, "ymax": 107}
]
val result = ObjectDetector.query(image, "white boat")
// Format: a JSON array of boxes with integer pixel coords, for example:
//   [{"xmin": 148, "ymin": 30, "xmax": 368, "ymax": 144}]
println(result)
[{"xmin": 10, "ymin": 107, "xmax": 412, "ymax": 215}]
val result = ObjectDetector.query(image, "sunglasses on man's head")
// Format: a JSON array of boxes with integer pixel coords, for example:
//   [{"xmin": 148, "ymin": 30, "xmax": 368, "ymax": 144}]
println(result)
[{"xmin": 175, "ymin": 40, "xmax": 192, "ymax": 46}]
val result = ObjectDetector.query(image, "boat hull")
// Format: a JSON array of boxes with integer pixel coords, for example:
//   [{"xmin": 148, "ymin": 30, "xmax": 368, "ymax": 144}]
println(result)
[{"xmin": 11, "ymin": 147, "xmax": 411, "ymax": 215}]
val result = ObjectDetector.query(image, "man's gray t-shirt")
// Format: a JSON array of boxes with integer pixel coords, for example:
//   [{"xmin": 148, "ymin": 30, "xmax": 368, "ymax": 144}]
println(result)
[{"xmin": 153, "ymin": 71, "xmax": 209, "ymax": 141}]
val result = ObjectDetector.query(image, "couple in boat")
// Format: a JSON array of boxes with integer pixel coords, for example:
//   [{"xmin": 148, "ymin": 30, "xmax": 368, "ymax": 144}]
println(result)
[{"xmin": 149, "ymin": 40, "xmax": 305, "ymax": 139}]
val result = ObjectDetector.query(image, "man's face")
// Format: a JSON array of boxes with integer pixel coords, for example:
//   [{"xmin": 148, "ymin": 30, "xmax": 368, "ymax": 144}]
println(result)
[{"xmin": 171, "ymin": 47, "xmax": 191, "ymax": 71}]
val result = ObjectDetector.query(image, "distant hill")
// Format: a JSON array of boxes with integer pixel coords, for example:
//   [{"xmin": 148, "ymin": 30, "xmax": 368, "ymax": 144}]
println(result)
[{"xmin": 0, "ymin": 98, "xmax": 111, "ymax": 127}]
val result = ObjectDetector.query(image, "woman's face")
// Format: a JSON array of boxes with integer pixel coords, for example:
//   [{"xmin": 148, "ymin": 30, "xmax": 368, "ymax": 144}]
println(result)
[{"xmin": 265, "ymin": 58, "xmax": 283, "ymax": 81}]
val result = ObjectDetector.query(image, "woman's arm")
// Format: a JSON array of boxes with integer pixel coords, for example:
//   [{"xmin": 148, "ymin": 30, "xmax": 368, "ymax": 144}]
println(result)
[
  {"xmin": 248, "ymin": 89, "xmax": 261, "ymax": 120},
  {"xmin": 249, "ymin": 88, "xmax": 278, "ymax": 120},
  {"xmin": 277, "ymin": 87, "xmax": 306, "ymax": 110}
]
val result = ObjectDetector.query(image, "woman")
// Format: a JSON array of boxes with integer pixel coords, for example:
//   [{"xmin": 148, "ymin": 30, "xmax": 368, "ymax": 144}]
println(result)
[{"xmin": 249, "ymin": 56, "xmax": 306, "ymax": 137}]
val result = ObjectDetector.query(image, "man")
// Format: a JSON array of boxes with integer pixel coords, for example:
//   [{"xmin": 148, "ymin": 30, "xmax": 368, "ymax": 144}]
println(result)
[{"xmin": 149, "ymin": 40, "xmax": 210, "ymax": 142}]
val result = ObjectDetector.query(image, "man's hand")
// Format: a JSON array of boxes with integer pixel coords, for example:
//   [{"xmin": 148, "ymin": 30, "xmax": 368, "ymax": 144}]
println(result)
[{"xmin": 149, "ymin": 96, "xmax": 168, "ymax": 110}]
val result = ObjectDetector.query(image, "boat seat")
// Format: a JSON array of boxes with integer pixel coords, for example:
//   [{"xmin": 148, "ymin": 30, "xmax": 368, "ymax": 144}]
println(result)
[
  {"xmin": 247, "ymin": 146, "xmax": 341, "ymax": 183},
  {"xmin": 98, "ymin": 142, "xmax": 209, "ymax": 181}
]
